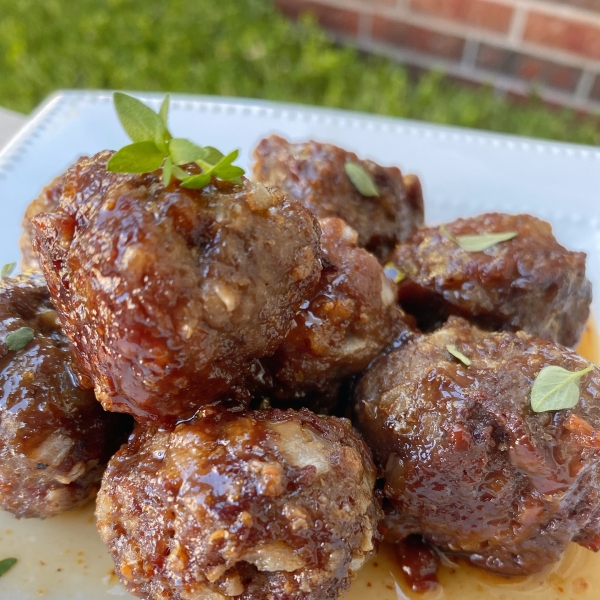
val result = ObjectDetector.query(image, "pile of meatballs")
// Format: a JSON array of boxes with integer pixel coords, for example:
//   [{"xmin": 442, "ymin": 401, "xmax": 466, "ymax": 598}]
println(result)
[{"xmin": 1, "ymin": 133, "xmax": 599, "ymax": 599}]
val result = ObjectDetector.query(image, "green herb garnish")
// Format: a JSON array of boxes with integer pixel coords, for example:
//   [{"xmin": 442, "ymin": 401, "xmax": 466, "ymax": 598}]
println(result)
[
  {"xmin": 107, "ymin": 93, "xmax": 244, "ymax": 189},
  {"xmin": 5, "ymin": 327, "xmax": 35, "ymax": 351},
  {"xmin": 345, "ymin": 161, "xmax": 379, "ymax": 197},
  {"xmin": 1, "ymin": 262, "xmax": 16, "ymax": 279},
  {"xmin": 383, "ymin": 262, "xmax": 405, "ymax": 284},
  {"xmin": 531, "ymin": 364, "xmax": 594, "ymax": 413},
  {"xmin": 440, "ymin": 224, "xmax": 517, "ymax": 252},
  {"xmin": 0, "ymin": 557, "xmax": 17, "ymax": 578},
  {"xmin": 446, "ymin": 344, "xmax": 471, "ymax": 367}
]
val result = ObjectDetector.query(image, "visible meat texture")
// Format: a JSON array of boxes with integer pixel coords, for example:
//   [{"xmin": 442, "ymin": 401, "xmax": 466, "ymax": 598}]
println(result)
[
  {"xmin": 252, "ymin": 135, "xmax": 424, "ymax": 261},
  {"xmin": 20, "ymin": 174, "xmax": 65, "ymax": 271},
  {"xmin": 96, "ymin": 403, "xmax": 382, "ymax": 600},
  {"xmin": 31, "ymin": 151, "xmax": 322, "ymax": 424},
  {"xmin": 354, "ymin": 316, "xmax": 600, "ymax": 575},
  {"xmin": 390, "ymin": 213, "xmax": 591, "ymax": 347},
  {"xmin": 0, "ymin": 271, "xmax": 130, "ymax": 518},
  {"xmin": 249, "ymin": 217, "xmax": 414, "ymax": 413}
]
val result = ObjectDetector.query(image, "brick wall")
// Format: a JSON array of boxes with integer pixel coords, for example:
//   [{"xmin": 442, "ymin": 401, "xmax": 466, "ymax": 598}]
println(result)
[{"xmin": 276, "ymin": 0, "xmax": 600, "ymax": 112}]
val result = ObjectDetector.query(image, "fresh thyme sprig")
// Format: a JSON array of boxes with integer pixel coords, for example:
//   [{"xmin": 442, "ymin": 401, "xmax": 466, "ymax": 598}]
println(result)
[{"xmin": 107, "ymin": 93, "xmax": 245, "ymax": 189}]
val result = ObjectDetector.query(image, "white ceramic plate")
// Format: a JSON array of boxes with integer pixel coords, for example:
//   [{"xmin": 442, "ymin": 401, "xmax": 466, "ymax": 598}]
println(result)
[{"xmin": 0, "ymin": 92, "xmax": 599, "ymax": 600}]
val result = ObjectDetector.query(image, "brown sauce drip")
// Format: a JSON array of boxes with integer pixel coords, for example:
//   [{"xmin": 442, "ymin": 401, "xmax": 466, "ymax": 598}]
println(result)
[{"xmin": 395, "ymin": 535, "xmax": 440, "ymax": 593}]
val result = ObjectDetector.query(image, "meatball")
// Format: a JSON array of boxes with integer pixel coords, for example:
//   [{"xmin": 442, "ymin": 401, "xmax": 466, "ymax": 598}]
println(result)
[
  {"xmin": 252, "ymin": 135, "xmax": 424, "ymax": 261},
  {"xmin": 354, "ymin": 316, "xmax": 600, "ymax": 575},
  {"xmin": 20, "ymin": 174, "xmax": 64, "ymax": 271},
  {"xmin": 0, "ymin": 271, "xmax": 130, "ymax": 518},
  {"xmin": 390, "ymin": 213, "xmax": 591, "ymax": 347},
  {"xmin": 249, "ymin": 217, "xmax": 414, "ymax": 413},
  {"xmin": 96, "ymin": 403, "xmax": 382, "ymax": 600},
  {"xmin": 31, "ymin": 151, "xmax": 322, "ymax": 424}
]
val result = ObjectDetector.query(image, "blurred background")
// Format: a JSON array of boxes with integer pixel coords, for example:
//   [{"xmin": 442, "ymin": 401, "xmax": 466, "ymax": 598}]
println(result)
[{"xmin": 0, "ymin": 0, "xmax": 598, "ymax": 144}]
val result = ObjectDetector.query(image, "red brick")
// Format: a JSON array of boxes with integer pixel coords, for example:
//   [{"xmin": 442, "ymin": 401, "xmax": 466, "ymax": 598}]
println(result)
[
  {"xmin": 372, "ymin": 15, "xmax": 466, "ymax": 60},
  {"xmin": 537, "ymin": 0, "xmax": 600, "ymax": 14},
  {"xmin": 410, "ymin": 0, "xmax": 514, "ymax": 33},
  {"xmin": 524, "ymin": 12, "xmax": 600, "ymax": 61},
  {"xmin": 275, "ymin": 0, "xmax": 360, "ymax": 36},
  {"xmin": 591, "ymin": 74, "xmax": 600, "ymax": 102},
  {"xmin": 476, "ymin": 43, "xmax": 582, "ymax": 92}
]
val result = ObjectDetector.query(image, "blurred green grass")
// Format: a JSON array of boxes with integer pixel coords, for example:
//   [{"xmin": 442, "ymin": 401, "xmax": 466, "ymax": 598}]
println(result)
[{"xmin": 0, "ymin": 0, "xmax": 598, "ymax": 144}]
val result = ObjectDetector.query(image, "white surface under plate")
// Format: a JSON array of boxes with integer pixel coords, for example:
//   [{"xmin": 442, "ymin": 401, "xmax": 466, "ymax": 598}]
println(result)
[{"xmin": 0, "ymin": 91, "xmax": 599, "ymax": 600}]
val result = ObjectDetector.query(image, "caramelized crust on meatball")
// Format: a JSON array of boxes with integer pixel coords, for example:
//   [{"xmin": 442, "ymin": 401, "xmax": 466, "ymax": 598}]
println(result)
[
  {"xmin": 97, "ymin": 404, "xmax": 382, "ymax": 600},
  {"xmin": 31, "ymin": 152, "xmax": 322, "ymax": 424},
  {"xmin": 252, "ymin": 135, "xmax": 424, "ymax": 260},
  {"xmin": 20, "ymin": 174, "xmax": 65, "ymax": 271},
  {"xmin": 355, "ymin": 316, "xmax": 600, "ymax": 575},
  {"xmin": 0, "ymin": 271, "xmax": 130, "ymax": 518},
  {"xmin": 249, "ymin": 217, "xmax": 414, "ymax": 413},
  {"xmin": 390, "ymin": 213, "xmax": 591, "ymax": 346}
]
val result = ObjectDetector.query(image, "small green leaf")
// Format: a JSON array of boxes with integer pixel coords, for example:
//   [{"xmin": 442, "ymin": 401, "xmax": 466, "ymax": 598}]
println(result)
[
  {"xmin": 345, "ymin": 161, "xmax": 379, "ymax": 197},
  {"xmin": 163, "ymin": 157, "xmax": 173, "ymax": 186},
  {"xmin": 159, "ymin": 94, "xmax": 170, "ymax": 131},
  {"xmin": 180, "ymin": 172, "xmax": 212, "ymax": 189},
  {"xmin": 214, "ymin": 164, "xmax": 245, "ymax": 180},
  {"xmin": 1, "ymin": 262, "xmax": 16, "ymax": 279},
  {"xmin": 107, "ymin": 141, "xmax": 166, "ymax": 173},
  {"xmin": 383, "ymin": 262, "xmax": 405, "ymax": 284},
  {"xmin": 5, "ymin": 327, "xmax": 35, "ymax": 351},
  {"xmin": 531, "ymin": 364, "xmax": 594, "ymax": 413},
  {"xmin": 446, "ymin": 344, "xmax": 471, "ymax": 367},
  {"xmin": 217, "ymin": 148, "xmax": 239, "ymax": 166},
  {"xmin": 440, "ymin": 224, "xmax": 518, "ymax": 252},
  {"xmin": 169, "ymin": 138, "xmax": 206, "ymax": 165},
  {"xmin": 0, "ymin": 557, "xmax": 17, "ymax": 578},
  {"xmin": 201, "ymin": 146, "xmax": 225, "ymax": 164},
  {"xmin": 114, "ymin": 92, "xmax": 163, "ymax": 143},
  {"xmin": 172, "ymin": 165, "xmax": 191, "ymax": 180}
]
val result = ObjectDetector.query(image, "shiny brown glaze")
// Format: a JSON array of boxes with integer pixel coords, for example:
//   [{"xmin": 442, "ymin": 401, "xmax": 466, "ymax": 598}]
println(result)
[
  {"xmin": 20, "ymin": 174, "xmax": 65, "ymax": 271},
  {"xmin": 355, "ymin": 316, "xmax": 600, "ymax": 575},
  {"xmin": 31, "ymin": 151, "xmax": 322, "ymax": 424},
  {"xmin": 0, "ymin": 271, "xmax": 131, "ymax": 518},
  {"xmin": 248, "ymin": 217, "xmax": 414, "ymax": 413},
  {"xmin": 252, "ymin": 135, "xmax": 424, "ymax": 261},
  {"xmin": 97, "ymin": 403, "xmax": 382, "ymax": 600},
  {"xmin": 390, "ymin": 213, "xmax": 591, "ymax": 347}
]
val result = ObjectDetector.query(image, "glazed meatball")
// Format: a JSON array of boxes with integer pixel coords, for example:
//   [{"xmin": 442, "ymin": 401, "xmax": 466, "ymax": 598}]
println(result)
[
  {"xmin": 96, "ymin": 403, "xmax": 382, "ymax": 600},
  {"xmin": 249, "ymin": 217, "xmax": 414, "ymax": 413},
  {"xmin": 390, "ymin": 213, "xmax": 591, "ymax": 347},
  {"xmin": 0, "ymin": 271, "xmax": 130, "ymax": 518},
  {"xmin": 31, "ymin": 151, "xmax": 322, "ymax": 424},
  {"xmin": 20, "ymin": 174, "xmax": 64, "ymax": 271},
  {"xmin": 253, "ymin": 135, "xmax": 424, "ymax": 261},
  {"xmin": 355, "ymin": 316, "xmax": 600, "ymax": 575}
]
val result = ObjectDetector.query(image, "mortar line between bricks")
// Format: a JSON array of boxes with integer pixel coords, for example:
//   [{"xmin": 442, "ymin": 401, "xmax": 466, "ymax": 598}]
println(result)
[
  {"xmin": 461, "ymin": 39, "xmax": 480, "ymax": 69},
  {"xmin": 508, "ymin": 5, "xmax": 527, "ymax": 45},
  {"xmin": 575, "ymin": 71, "xmax": 596, "ymax": 100}
]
